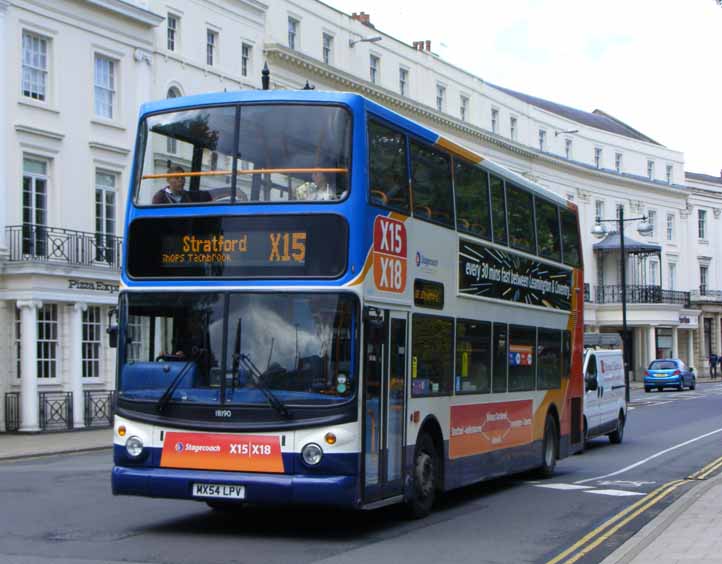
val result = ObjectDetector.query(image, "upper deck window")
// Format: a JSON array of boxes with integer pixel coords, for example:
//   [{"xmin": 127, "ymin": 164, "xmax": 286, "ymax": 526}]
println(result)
[
  {"xmin": 368, "ymin": 120, "xmax": 409, "ymax": 213},
  {"xmin": 135, "ymin": 104, "xmax": 351, "ymax": 206}
]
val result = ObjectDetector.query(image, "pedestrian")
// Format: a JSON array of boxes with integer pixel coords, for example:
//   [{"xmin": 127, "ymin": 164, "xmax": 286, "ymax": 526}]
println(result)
[{"xmin": 710, "ymin": 353, "xmax": 718, "ymax": 379}]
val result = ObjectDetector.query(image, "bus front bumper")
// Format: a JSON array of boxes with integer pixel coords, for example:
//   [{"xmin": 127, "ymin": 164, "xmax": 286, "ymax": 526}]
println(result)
[{"xmin": 112, "ymin": 465, "xmax": 360, "ymax": 508}]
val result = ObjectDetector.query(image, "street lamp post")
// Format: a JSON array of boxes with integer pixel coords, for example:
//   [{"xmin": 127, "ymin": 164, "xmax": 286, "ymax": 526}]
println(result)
[{"xmin": 592, "ymin": 208, "xmax": 653, "ymax": 402}]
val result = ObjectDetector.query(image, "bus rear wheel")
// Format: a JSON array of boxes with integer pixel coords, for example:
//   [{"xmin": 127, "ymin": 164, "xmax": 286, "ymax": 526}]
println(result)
[
  {"xmin": 407, "ymin": 433, "xmax": 438, "ymax": 519},
  {"xmin": 537, "ymin": 414, "xmax": 558, "ymax": 478}
]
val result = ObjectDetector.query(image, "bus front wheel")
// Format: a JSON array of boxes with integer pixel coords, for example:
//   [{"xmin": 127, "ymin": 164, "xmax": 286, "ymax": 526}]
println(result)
[{"xmin": 407, "ymin": 433, "xmax": 438, "ymax": 518}]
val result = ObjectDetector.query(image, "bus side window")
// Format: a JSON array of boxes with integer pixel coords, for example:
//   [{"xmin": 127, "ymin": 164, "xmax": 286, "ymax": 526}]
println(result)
[
  {"xmin": 410, "ymin": 141, "xmax": 454, "ymax": 227},
  {"xmin": 490, "ymin": 175, "xmax": 508, "ymax": 246},
  {"xmin": 368, "ymin": 120, "xmax": 409, "ymax": 213},
  {"xmin": 454, "ymin": 160, "xmax": 491, "ymax": 240},
  {"xmin": 538, "ymin": 328, "xmax": 562, "ymax": 390},
  {"xmin": 492, "ymin": 323, "xmax": 508, "ymax": 393},
  {"xmin": 507, "ymin": 183, "xmax": 535, "ymax": 253},
  {"xmin": 561, "ymin": 208, "xmax": 581, "ymax": 267},
  {"xmin": 535, "ymin": 197, "xmax": 562, "ymax": 262}
]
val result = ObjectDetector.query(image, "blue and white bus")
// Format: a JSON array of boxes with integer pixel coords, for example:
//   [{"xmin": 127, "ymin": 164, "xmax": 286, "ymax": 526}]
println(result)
[{"xmin": 111, "ymin": 90, "xmax": 585, "ymax": 516}]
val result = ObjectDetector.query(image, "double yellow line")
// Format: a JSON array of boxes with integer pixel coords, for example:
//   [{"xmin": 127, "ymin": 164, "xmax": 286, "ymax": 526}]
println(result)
[{"xmin": 546, "ymin": 454, "xmax": 722, "ymax": 564}]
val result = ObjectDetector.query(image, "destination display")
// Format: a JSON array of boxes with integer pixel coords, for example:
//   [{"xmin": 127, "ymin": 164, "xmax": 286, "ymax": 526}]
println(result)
[
  {"xmin": 458, "ymin": 239, "xmax": 573, "ymax": 311},
  {"xmin": 128, "ymin": 215, "xmax": 347, "ymax": 279}
]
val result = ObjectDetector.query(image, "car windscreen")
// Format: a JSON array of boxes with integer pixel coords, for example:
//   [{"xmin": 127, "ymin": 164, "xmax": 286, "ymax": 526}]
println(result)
[{"xmin": 649, "ymin": 360, "xmax": 677, "ymax": 370}]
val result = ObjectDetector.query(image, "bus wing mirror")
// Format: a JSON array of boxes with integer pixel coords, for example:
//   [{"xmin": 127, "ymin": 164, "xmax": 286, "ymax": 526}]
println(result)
[{"xmin": 107, "ymin": 307, "xmax": 118, "ymax": 348}]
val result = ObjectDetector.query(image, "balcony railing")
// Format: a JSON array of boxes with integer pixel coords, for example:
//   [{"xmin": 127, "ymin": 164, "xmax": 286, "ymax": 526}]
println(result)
[
  {"xmin": 690, "ymin": 288, "xmax": 722, "ymax": 303},
  {"xmin": 6, "ymin": 225, "xmax": 122, "ymax": 270},
  {"xmin": 593, "ymin": 285, "xmax": 690, "ymax": 307}
]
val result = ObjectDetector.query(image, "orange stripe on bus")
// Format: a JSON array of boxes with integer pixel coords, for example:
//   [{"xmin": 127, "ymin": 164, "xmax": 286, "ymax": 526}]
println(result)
[
  {"xmin": 142, "ymin": 167, "xmax": 349, "ymax": 180},
  {"xmin": 436, "ymin": 137, "xmax": 484, "ymax": 164}
]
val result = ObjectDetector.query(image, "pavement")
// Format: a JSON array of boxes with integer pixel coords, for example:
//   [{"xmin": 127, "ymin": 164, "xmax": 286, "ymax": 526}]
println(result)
[{"xmin": 1, "ymin": 381, "xmax": 721, "ymax": 563}]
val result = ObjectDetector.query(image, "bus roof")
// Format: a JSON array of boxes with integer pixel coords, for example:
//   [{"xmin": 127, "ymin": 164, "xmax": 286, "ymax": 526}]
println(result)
[{"xmin": 140, "ymin": 89, "xmax": 572, "ymax": 210}]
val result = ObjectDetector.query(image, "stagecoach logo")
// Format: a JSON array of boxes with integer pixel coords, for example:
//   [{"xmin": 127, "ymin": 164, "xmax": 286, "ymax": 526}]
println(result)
[
  {"xmin": 175, "ymin": 442, "xmax": 184, "ymax": 452},
  {"xmin": 415, "ymin": 251, "xmax": 439, "ymax": 272}
]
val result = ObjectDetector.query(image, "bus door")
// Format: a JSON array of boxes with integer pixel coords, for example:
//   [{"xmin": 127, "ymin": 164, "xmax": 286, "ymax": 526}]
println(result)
[{"xmin": 363, "ymin": 308, "xmax": 408, "ymax": 503}]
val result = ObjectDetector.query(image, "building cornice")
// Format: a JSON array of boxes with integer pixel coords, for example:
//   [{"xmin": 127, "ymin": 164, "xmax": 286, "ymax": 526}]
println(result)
[
  {"xmin": 15, "ymin": 124, "xmax": 64, "ymax": 142},
  {"xmin": 84, "ymin": 0, "xmax": 164, "ymax": 27},
  {"xmin": 264, "ymin": 44, "xmax": 690, "ymax": 197},
  {"xmin": 88, "ymin": 141, "xmax": 130, "ymax": 156}
]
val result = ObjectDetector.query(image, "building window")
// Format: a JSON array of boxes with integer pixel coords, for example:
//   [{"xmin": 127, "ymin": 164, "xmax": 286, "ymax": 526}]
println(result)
[
  {"xmin": 700, "ymin": 264, "xmax": 709, "ymax": 292},
  {"xmin": 668, "ymin": 262, "xmax": 677, "ymax": 290},
  {"xmin": 369, "ymin": 54, "xmax": 379, "ymax": 84},
  {"xmin": 666, "ymin": 213, "xmax": 674, "ymax": 241},
  {"xmin": 510, "ymin": 116, "xmax": 517, "ymax": 140},
  {"xmin": 95, "ymin": 171, "xmax": 116, "ymax": 263},
  {"xmin": 491, "ymin": 108, "xmax": 499, "ymax": 133},
  {"xmin": 699, "ymin": 209, "xmax": 707, "ymax": 239},
  {"xmin": 82, "ymin": 306, "xmax": 102, "ymax": 378},
  {"xmin": 647, "ymin": 160, "xmax": 655, "ymax": 180},
  {"xmin": 666, "ymin": 164, "xmax": 673, "ymax": 184},
  {"xmin": 241, "ymin": 43, "xmax": 251, "ymax": 77},
  {"xmin": 565, "ymin": 138, "xmax": 572, "ymax": 159},
  {"xmin": 165, "ymin": 87, "xmax": 181, "ymax": 153},
  {"xmin": 460, "ymin": 95, "xmax": 469, "ymax": 122},
  {"xmin": 436, "ymin": 84, "xmax": 445, "ymax": 112},
  {"xmin": 22, "ymin": 31, "xmax": 48, "ymax": 101},
  {"xmin": 167, "ymin": 14, "xmax": 178, "ymax": 51},
  {"xmin": 538, "ymin": 129, "xmax": 546, "ymax": 151},
  {"xmin": 322, "ymin": 33, "xmax": 332, "ymax": 65},
  {"xmin": 399, "ymin": 67, "xmax": 408, "ymax": 96},
  {"xmin": 206, "ymin": 29, "xmax": 217, "ymax": 66},
  {"xmin": 595, "ymin": 200, "xmax": 605, "ymax": 221},
  {"xmin": 615, "ymin": 152, "xmax": 623, "ymax": 173},
  {"xmin": 37, "ymin": 304, "xmax": 58, "ymax": 379},
  {"xmin": 648, "ymin": 261, "xmax": 658, "ymax": 286},
  {"xmin": 288, "ymin": 17, "xmax": 298, "ymax": 50},
  {"xmin": 594, "ymin": 147, "xmax": 602, "ymax": 169},
  {"xmin": 22, "ymin": 157, "xmax": 48, "ymax": 256},
  {"xmin": 93, "ymin": 54, "xmax": 115, "ymax": 119},
  {"xmin": 647, "ymin": 210, "xmax": 656, "ymax": 238}
]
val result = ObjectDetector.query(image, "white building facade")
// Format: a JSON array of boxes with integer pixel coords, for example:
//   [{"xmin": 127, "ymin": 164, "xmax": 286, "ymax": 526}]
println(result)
[{"xmin": 0, "ymin": 0, "xmax": 718, "ymax": 432}]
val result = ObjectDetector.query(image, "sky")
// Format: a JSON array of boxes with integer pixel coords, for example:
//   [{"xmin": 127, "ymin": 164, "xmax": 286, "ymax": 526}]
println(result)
[{"xmin": 324, "ymin": 0, "xmax": 722, "ymax": 176}]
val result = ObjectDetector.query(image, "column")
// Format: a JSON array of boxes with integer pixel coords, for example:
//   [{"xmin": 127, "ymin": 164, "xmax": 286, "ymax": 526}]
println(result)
[
  {"xmin": 647, "ymin": 326, "xmax": 656, "ymax": 366},
  {"xmin": 688, "ymin": 331, "xmax": 695, "ymax": 369},
  {"xmin": 698, "ymin": 320, "xmax": 706, "ymax": 375},
  {"xmin": 133, "ymin": 48, "xmax": 153, "ymax": 118},
  {"xmin": 0, "ymin": 1, "xmax": 10, "ymax": 252},
  {"xmin": 715, "ymin": 315, "xmax": 721, "ymax": 357},
  {"xmin": 672, "ymin": 327, "xmax": 679, "ymax": 359},
  {"xmin": 17, "ymin": 300, "xmax": 42, "ymax": 432},
  {"xmin": 70, "ymin": 303, "xmax": 87, "ymax": 429}
]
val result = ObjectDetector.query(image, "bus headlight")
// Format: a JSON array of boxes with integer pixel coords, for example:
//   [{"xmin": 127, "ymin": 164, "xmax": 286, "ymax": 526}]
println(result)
[
  {"xmin": 125, "ymin": 435, "xmax": 144, "ymax": 458},
  {"xmin": 301, "ymin": 443, "xmax": 323, "ymax": 466}
]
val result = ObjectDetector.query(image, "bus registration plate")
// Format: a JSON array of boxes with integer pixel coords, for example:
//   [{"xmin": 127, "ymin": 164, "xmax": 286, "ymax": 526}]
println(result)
[{"xmin": 192, "ymin": 483, "xmax": 245, "ymax": 499}]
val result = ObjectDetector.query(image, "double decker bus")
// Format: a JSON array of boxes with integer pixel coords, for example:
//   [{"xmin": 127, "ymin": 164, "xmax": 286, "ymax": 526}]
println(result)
[{"xmin": 111, "ymin": 90, "xmax": 584, "ymax": 516}]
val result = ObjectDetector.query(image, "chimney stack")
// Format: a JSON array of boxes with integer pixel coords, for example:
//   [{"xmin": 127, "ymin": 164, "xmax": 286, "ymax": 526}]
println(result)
[
  {"xmin": 351, "ymin": 11, "xmax": 374, "ymax": 28},
  {"xmin": 412, "ymin": 40, "xmax": 432, "ymax": 52}
]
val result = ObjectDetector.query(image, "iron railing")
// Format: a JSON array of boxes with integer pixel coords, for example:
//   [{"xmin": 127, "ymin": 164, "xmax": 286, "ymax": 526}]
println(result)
[
  {"xmin": 690, "ymin": 288, "xmax": 722, "ymax": 302},
  {"xmin": 6, "ymin": 225, "xmax": 122, "ymax": 270},
  {"xmin": 84, "ymin": 390, "xmax": 114, "ymax": 428},
  {"xmin": 4, "ymin": 392, "xmax": 20, "ymax": 432},
  {"xmin": 39, "ymin": 391, "xmax": 73, "ymax": 431},
  {"xmin": 584, "ymin": 283, "xmax": 591, "ymax": 302},
  {"xmin": 594, "ymin": 285, "xmax": 690, "ymax": 307}
]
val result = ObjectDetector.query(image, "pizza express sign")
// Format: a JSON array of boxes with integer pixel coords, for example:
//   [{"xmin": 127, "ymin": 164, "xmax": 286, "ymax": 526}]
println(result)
[
  {"xmin": 68, "ymin": 279, "xmax": 119, "ymax": 294},
  {"xmin": 458, "ymin": 240, "xmax": 573, "ymax": 311}
]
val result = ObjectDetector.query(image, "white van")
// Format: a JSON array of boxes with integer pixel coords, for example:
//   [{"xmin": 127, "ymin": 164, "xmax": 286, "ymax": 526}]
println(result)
[{"xmin": 582, "ymin": 348, "xmax": 627, "ymax": 445}]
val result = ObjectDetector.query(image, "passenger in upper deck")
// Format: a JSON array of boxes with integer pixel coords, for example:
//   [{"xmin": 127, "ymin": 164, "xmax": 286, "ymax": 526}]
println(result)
[
  {"xmin": 296, "ymin": 171, "xmax": 340, "ymax": 201},
  {"xmin": 152, "ymin": 165, "xmax": 192, "ymax": 204}
]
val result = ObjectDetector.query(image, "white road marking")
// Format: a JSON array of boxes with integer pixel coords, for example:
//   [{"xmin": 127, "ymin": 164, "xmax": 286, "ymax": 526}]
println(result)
[
  {"xmin": 596, "ymin": 480, "xmax": 655, "ymax": 488},
  {"xmin": 575, "ymin": 426, "xmax": 722, "ymax": 484},
  {"xmin": 533, "ymin": 483, "xmax": 593, "ymax": 491},
  {"xmin": 585, "ymin": 489, "xmax": 645, "ymax": 497}
]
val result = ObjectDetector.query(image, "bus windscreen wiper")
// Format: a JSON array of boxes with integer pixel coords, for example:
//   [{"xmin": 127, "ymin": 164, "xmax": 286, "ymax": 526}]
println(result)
[
  {"xmin": 237, "ymin": 354, "xmax": 290, "ymax": 418},
  {"xmin": 156, "ymin": 349, "xmax": 203, "ymax": 413}
]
